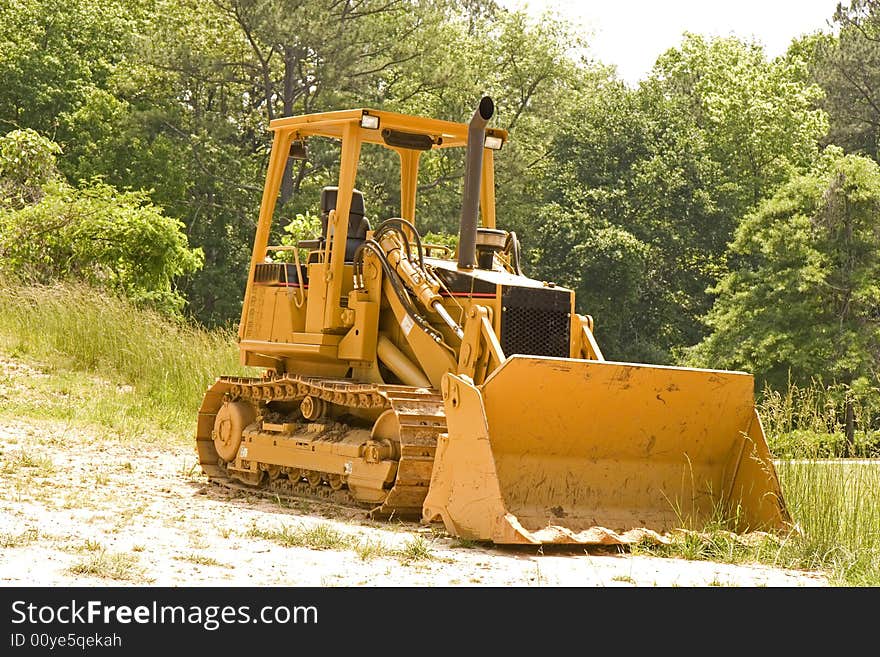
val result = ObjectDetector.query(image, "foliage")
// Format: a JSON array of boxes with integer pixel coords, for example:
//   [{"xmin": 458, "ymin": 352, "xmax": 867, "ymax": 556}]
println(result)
[
  {"xmin": 0, "ymin": 129, "xmax": 203, "ymax": 315},
  {"xmin": 528, "ymin": 36, "xmax": 828, "ymax": 362},
  {"xmin": 274, "ymin": 210, "xmax": 323, "ymax": 263},
  {"xmin": 758, "ymin": 378, "xmax": 880, "ymax": 457},
  {"xmin": 0, "ymin": 282, "xmax": 249, "ymax": 435},
  {"xmin": 421, "ymin": 231, "xmax": 458, "ymax": 257},
  {"xmin": 0, "ymin": 128, "xmax": 62, "ymax": 206},
  {"xmin": 652, "ymin": 33, "xmax": 828, "ymax": 211},
  {"xmin": 529, "ymin": 201, "xmax": 656, "ymax": 360},
  {"xmin": 0, "ymin": 0, "xmax": 134, "ymax": 138},
  {"xmin": 688, "ymin": 149, "xmax": 880, "ymax": 400},
  {"xmin": 807, "ymin": 1, "xmax": 880, "ymax": 159}
]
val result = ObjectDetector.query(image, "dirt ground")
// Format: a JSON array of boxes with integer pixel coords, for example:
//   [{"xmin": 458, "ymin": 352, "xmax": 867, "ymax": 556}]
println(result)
[{"xmin": 0, "ymin": 414, "xmax": 832, "ymax": 588}]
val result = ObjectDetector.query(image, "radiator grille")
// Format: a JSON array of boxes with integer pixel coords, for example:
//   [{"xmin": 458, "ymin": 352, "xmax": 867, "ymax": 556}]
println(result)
[{"xmin": 500, "ymin": 286, "xmax": 571, "ymax": 358}]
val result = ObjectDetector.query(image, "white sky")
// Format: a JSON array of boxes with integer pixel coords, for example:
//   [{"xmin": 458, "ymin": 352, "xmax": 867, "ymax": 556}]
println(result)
[{"xmin": 501, "ymin": 0, "xmax": 842, "ymax": 85}]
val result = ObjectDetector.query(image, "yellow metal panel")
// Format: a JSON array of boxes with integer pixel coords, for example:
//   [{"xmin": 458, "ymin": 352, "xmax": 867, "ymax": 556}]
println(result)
[
  {"xmin": 338, "ymin": 296, "xmax": 380, "ymax": 362},
  {"xmin": 239, "ymin": 130, "xmax": 291, "ymax": 342},
  {"xmin": 479, "ymin": 149, "xmax": 496, "ymax": 229}
]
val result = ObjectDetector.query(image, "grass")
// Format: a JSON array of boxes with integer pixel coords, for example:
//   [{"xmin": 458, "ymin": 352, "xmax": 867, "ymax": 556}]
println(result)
[
  {"xmin": 0, "ymin": 448, "xmax": 55, "ymax": 475},
  {"xmin": 775, "ymin": 460, "xmax": 880, "ymax": 585},
  {"xmin": 355, "ymin": 538, "xmax": 390, "ymax": 561},
  {"xmin": 631, "ymin": 460, "xmax": 880, "ymax": 586},
  {"xmin": 758, "ymin": 379, "xmax": 880, "ymax": 458},
  {"xmin": 247, "ymin": 523, "xmax": 353, "ymax": 550},
  {"xmin": 68, "ymin": 551, "xmax": 147, "ymax": 582},
  {"xmin": 247, "ymin": 522, "xmax": 436, "ymax": 564},
  {"xmin": 397, "ymin": 536, "xmax": 435, "ymax": 562},
  {"xmin": 0, "ymin": 528, "xmax": 39, "ymax": 548},
  {"xmin": 0, "ymin": 281, "xmax": 252, "ymax": 438},
  {"xmin": 176, "ymin": 553, "xmax": 231, "ymax": 568}
]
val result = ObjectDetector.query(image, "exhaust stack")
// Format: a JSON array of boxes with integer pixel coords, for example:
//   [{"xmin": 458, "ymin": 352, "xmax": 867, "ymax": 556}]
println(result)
[{"xmin": 457, "ymin": 96, "xmax": 494, "ymax": 269}]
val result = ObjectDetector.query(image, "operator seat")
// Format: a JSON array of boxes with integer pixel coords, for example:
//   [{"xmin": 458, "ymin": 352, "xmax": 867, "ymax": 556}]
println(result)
[{"xmin": 320, "ymin": 186, "xmax": 371, "ymax": 262}]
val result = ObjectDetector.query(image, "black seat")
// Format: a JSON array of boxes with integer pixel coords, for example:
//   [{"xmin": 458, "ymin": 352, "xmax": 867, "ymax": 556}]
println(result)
[{"xmin": 320, "ymin": 186, "xmax": 370, "ymax": 261}]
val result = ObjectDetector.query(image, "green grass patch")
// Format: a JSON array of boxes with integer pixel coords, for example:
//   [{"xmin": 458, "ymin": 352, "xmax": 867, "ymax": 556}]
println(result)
[
  {"xmin": 632, "ymin": 460, "xmax": 880, "ymax": 586},
  {"xmin": 396, "ymin": 536, "xmax": 435, "ymax": 562},
  {"xmin": 0, "ymin": 282, "xmax": 254, "ymax": 438},
  {"xmin": 354, "ymin": 538, "xmax": 391, "ymax": 561},
  {"xmin": 246, "ymin": 523, "xmax": 354, "ymax": 551},
  {"xmin": 247, "ymin": 522, "xmax": 437, "ymax": 564},
  {"xmin": 68, "ymin": 551, "xmax": 147, "ymax": 582}
]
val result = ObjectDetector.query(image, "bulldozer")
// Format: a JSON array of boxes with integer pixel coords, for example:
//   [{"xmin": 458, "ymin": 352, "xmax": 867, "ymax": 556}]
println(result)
[{"xmin": 195, "ymin": 97, "xmax": 791, "ymax": 545}]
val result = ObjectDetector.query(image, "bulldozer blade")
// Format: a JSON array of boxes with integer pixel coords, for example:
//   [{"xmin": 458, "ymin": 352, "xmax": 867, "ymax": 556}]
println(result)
[{"xmin": 422, "ymin": 356, "xmax": 791, "ymax": 545}]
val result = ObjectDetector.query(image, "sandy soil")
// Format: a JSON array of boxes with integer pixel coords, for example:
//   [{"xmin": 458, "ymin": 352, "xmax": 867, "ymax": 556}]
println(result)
[{"xmin": 0, "ymin": 415, "xmax": 831, "ymax": 588}]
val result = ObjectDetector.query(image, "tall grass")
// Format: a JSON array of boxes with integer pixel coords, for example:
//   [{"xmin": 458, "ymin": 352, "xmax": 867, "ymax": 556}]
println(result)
[
  {"xmin": 0, "ymin": 282, "xmax": 251, "ymax": 436},
  {"xmin": 758, "ymin": 379, "xmax": 880, "ymax": 457},
  {"xmin": 774, "ymin": 460, "xmax": 880, "ymax": 585},
  {"xmin": 631, "ymin": 459, "xmax": 880, "ymax": 585},
  {"xmin": 755, "ymin": 378, "xmax": 880, "ymax": 583}
]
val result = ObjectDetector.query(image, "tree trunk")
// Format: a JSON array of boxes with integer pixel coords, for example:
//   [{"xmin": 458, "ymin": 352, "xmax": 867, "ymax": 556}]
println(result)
[{"xmin": 844, "ymin": 397, "xmax": 856, "ymax": 457}]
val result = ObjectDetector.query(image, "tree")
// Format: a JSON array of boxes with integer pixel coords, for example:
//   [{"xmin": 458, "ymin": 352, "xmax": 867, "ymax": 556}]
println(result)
[
  {"xmin": 0, "ymin": 129, "xmax": 203, "ymax": 316},
  {"xmin": 805, "ymin": 1, "xmax": 880, "ymax": 159},
  {"xmin": 652, "ymin": 33, "xmax": 828, "ymax": 212},
  {"xmin": 528, "ymin": 202, "xmax": 655, "ymax": 360},
  {"xmin": 687, "ymin": 148, "xmax": 880, "ymax": 452},
  {"xmin": 0, "ymin": 0, "xmax": 133, "ymax": 137},
  {"xmin": 528, "ymin": 34, "xmax": 830, "ymax": 363}
]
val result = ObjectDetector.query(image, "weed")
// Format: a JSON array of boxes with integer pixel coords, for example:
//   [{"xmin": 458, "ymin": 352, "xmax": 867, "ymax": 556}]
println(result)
[
  {"xmin": 68, "ymin": 551, "xmax": 146, "ymax": 582},
  {"xmin": 247, "ymin": 523, "xmax": 354, "ymax": 551},
  {"xmin": 180, "ymin": 460, "xmax": 200, "ymax": 480},
  {"xmin": 176, "ymin": 553, "xmax": 229, "ymax": 568},
  {"xmin": 355, "ymin": 539, "xmax": 391, "ymax": 561},
  {"xmin": 2, "ymin": 449, "xmax": 55, "ymax": 475},
  {"xmin": 0, "ymin": 528, "xmax": 39, "ymax": 548},
  {"xmin": 396, "ymin": 536, "xmax": 435, "ymax": 563},
  {"xmin": 708, "ymin": 578, "xmax": 733, "ymax": 587}
]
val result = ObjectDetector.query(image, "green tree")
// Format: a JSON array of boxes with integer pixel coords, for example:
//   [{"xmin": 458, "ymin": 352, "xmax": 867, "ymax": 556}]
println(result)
[
  {"xmin": 531, "ymin": 34, "xmax": 830, "ymax": 363},
  {"xmin": 652, "ymin": 33, "xmax": 828, "ymax": 211},
  {"xmin": 0, "ymin": 129, "xmax": 203, "ymax": 316},
  {"xmin": 806, "ymin": 1, "xmax": 880, "ymax": 159},
  {"xmin": 0, "ymin": 0, "xmax": 134, "ymax": 136},
  {"xmin": 688, "ymin": 148, "xmax": 880, "ymax": 452}
]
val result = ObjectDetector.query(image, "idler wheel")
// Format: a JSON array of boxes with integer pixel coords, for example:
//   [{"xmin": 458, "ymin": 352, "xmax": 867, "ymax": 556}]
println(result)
[{"xmin": 212, "ymin": 401, "xmax": 256, "ymax": 462}]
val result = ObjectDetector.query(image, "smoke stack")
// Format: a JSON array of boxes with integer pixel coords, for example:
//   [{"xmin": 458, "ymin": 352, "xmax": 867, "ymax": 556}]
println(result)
[{"xmin": 457, "ymin": 96, "xmax": 494, "ymax": 269}]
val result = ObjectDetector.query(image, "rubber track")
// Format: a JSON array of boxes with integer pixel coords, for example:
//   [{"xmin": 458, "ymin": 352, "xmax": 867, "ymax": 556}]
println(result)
[{"xmin": 194, "ymin": 374, "xmax": 446, "ymax": 520}]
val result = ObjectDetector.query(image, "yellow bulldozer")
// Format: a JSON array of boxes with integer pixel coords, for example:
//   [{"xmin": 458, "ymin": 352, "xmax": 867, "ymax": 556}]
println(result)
[{"xmin": 195, "ymin": 97, "xmax": 791, "ymax": 545}]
